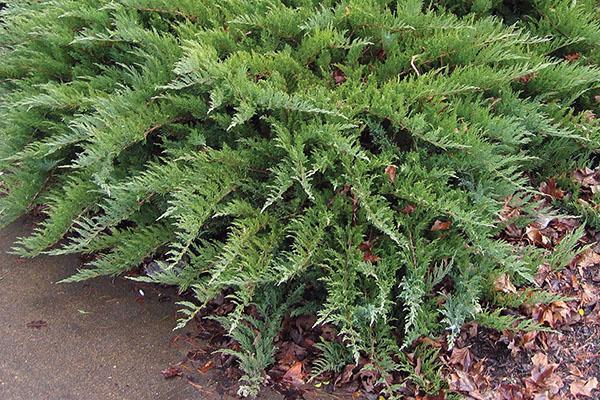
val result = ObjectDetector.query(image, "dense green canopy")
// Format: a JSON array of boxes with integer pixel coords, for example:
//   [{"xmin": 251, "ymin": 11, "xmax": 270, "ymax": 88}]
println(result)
[{"xmin": 1, "ymin": 1, "xmax": 598, "ymax": 397}]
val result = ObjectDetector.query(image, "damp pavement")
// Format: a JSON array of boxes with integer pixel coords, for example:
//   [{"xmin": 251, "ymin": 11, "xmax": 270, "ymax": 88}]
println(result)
[{"xmin": 0, "ymin": 217, "xmax": 203, "ymax": 400}]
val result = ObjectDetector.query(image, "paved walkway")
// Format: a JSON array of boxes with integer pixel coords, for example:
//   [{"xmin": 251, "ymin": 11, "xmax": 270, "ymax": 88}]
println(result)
[{"xmin": 0, "ymin": 218, "xmax": 200, "ymax": 400}]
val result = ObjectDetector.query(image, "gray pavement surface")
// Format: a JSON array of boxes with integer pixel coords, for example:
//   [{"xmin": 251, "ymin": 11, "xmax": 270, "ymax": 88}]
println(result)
[{"xmin": 0, "ymin": 217, "xmax": 201, "ymax": 400}]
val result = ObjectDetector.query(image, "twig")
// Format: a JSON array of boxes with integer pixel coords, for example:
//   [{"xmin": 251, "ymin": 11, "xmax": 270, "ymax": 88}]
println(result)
[{"xmin": 410, "ymin": 55, "xmax": 421, "ymax": 76}]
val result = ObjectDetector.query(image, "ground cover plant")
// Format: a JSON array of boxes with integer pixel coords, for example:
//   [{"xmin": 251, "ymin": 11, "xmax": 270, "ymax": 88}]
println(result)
[{"xmin": 0, "ymin": 0, "xmax": 598, "ymax": 398}]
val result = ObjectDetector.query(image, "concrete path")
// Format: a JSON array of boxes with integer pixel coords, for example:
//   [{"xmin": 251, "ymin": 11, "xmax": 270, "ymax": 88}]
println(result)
[{"xmin": 0, "ymin": 218, "xmax": 201, "ymax": 400}]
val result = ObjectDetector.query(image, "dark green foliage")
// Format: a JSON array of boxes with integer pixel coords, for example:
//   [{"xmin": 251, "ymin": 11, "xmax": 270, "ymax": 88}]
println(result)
[{"xmin": 1, "ymin": 0, "xmax": 598, "ymax": 397}]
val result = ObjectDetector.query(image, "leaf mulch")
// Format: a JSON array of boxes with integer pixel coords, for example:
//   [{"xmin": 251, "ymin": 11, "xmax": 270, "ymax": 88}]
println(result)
[
  {"xmin": 446, "ymin": 169, "xmax": 600, "ymax": 400},
  {"xmin": 168, "ymin": 168, "xmax": 599, "ymax": 400}
]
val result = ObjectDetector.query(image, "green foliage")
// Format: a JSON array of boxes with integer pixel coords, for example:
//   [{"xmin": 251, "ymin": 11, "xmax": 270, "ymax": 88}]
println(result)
[
  {"xmin": 396, "ymin": 344, "xmax": 445, "ymax": 396},
  {"xmin": 1, "ymin": 0, "xmax": 598, "ymax": 397},
  {"xmin": 311, "ymin": 339, "xmax": 354, "ymax": 379},
  {"xmin": 213, "ymin": 286, "xmax": 300, "ymax": 398},
  {"xmin": 475, "ymin": 308, "xmax": 552, "ymax": 333},
  {"xmin": 548, "ymin": 224, "xmax": 589, "ymax": 270}
]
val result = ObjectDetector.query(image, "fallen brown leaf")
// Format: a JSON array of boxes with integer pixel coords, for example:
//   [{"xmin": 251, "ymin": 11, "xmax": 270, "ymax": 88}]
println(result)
[
  {"xmin": 161, "ymin": 366, "xmax": 182, "ymax": 379},
  {"xmin": 499, "ymin": 196, "xmax": 522, "ymax": 221},
  {"xmin": 504, "ymin": 223, "xmax": 523, "ymax": 239},
  {"xmin": 498, "ymin": 383, "xmax": 526, "ymax": 400},
  {"xmin": 335, "ymin": 363, "xmax": 356, "ymax": 386},
  {"xmin": 579, "ymin": 283, "xmax": 597, "ymax": 307},
  {"xmin": 494, "ymin": 273, "xmax": 517, "ymax": 294},
  {"xmin": 569, "ymin": 377, "xmax": 598, "ymax": 398},
  {"xmin": 332, "ymin": 68, "xmax": 346, "ymax": 85},
  {"xmin": 568, "ymin": 365, "xmax": 584, "ymax": 378},
  {"xmin": 448, "ymin": 370, "xmax": 484, "ymax": 400},
  {"xmin": 282, "ymin": 361, "xmax": 305, "ymax": 387},
  {"xmin": 526, "ymin": 226, "xmax": 545, "ymax": 246},
  {"xmin": 517, "ymin": 73, "xmax": 535, "ymax": 83},
  {"xmin": 26, "ymin": 320, "xmax": 47, "ymax": 329},
  {"xmin": 525, "ymin": 352, "xmax": 563, "ymax": 395},
  {"xmin": 578, "ymin": 249, "xmax": 600, "ymax": 269},
  {"xmin": 358, "ymin": 241, "xmax": 381, "ymax": 263},
  {"xmin": 573, "ymin": 168, "xmax": 599, "ymax": 188},
  {"xmin": 531, "ymin": 301, "xmax": 571, "ymax": 328},
  {"xmin": 385, "ymin": 165, "xmax": 397, "ymax": 183},
  {"xmin": 417, "ymin": 390, "xmax": 446, "ymax": 400},
  {"xmin": 401, "ymin": 204, "xmax": 416, "ymax": 214},
  {"xmin": 358, "ymin": 365, "xmax": 379, "ymax": 392},
  {"xmin": 358, "ymin": 241, "xmax": 372, "ymax": 252},
  {"xmin": 431, "ymin": 220, "xmax": 452, "ymax": 232},
  {"xmin": 448, "ymin": 347, "xmax": 473, "ymax": 371},
  {"xmin": 363, "ymin": 252, "xmax": 381, "ymax": 263},
  {"xmin": 277, "ymin": 341, "xmax": 307, "ymax": 366},
  {"xmin": 540, "ymin": 179, "xmax": 564, "ymax": 200},
  {"xmin": 564, "ymin": 52, "xmax": 581, "ymax": 62}
]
